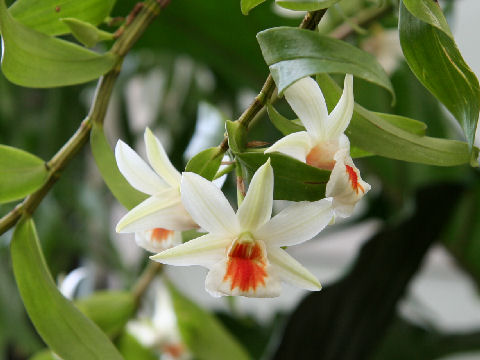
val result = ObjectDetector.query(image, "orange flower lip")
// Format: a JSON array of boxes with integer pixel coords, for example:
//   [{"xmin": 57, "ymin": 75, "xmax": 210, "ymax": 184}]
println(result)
[
  {"xmin": 223, "ymin": 241, "xmax": 267, "ymax": 292},
  {"xmin": 345, "ymin": 164, "xmax": 364, "ymax": 194}
]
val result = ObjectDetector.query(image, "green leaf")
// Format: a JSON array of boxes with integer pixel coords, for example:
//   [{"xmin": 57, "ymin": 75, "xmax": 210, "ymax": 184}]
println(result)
[
  {"xmin": 240, "ymin": 0, "xmax": 267, "ymax": 15},
  {"xmin": 401, "ymin": 0, "xmax": 451, "ymax": 36},
  {"xmin": 226, "ymin": 120, "xmax": 247, "ymax": 154},
  {"xmin": 61, "ymin": 18, "xmax": 114, "ymax": 48},
  {"xmin": 317, "ymin": 74, "xmax": 478, "ymax": 166},
  {"xmin": 10, "ymin": 217, "xmax": 123, "ymax": 360},
  {"xmin": 399, "ymin": 1, "xmax": 480, "ymax": 149},
  {"xmin": 374, "ymin": 113, "xmax": 427, "ymax": 137},
  {"xmin": 168, "ymin": 283, "xmax": 250, "ymax": 360},
  {"xmin": 90, "ymin": 123, "xmax": 148, "ymax": 210},
  {"xmin": 9, "ymin": 0, "xmax": 116, "ymax": 36},
  {"xmin": 116, "ymin": 332, "xmax": 158, "ymax": 360},
  {"xmin": 256, "ymin": 27, "xmax": 394, "ymax": 99},
  {"xmin": 75, "ymin": 291, "xmax": 135, "ymax": 337},
  {"xmin": 0, "ymin": 0, "xmax": 117, "ymax": 88},
  {"xmin": 238, "ymin": 152, "xmax": 330, "ymax": 201},
  {"xmin": 267, "ymin": 103, "xmax": 304, "ymax": 136},
  {"xmin": 0, "ymin": 145, "xmax": 48, "ymax": 203},
  {"xmin": 185, "ymin": 147, "xmax": 224, "ymax": 181},
  {"xmin": 276, "ymin": 0, "xmax": 340, "ymax": 11},
  {"xmin": 29, "ymin": 349, "xmax": 57, "ymax": 360}
]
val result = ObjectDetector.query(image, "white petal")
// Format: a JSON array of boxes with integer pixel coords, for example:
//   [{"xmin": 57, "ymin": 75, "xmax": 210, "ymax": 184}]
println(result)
[
  {"xmin": 116, "ymin": 189, "xmax": 195, "ymax": 233},
  {"xmin": 264, "ymin": 131, "xmax": 312, "ymax": 163},
  {"xmin": 115, "ymin": 140, "xmax": 168, "ymax": 195},
  {"xmin": 237, "ymin": 160, "xmax": 273, "ymax": 231},
  {"xmin": 205, "ymin": 240, "xmax": 281, "ymax": 298},
  {"xmin": 326, "ymin": 149, "xmax": 371, "ymax": 218},
  {"xmin": 268, "ymin": 247, "xmax": 321, "ymax": 291},
  {"xmin": 144, "ymin": 128, "xmax": 181, "ymax": 188},
  {"xmin": 325, "ymin": 74, "xmax": 354, "ymax": 140},
  {"xmin": 135, "ymin": 228, "xmax": 182, "ymax": 253},
  {"xmin": 181, "ymin": 172, "xmax": 239, "ymax": 235},
  {"xmin": 254, "ymin": 198, "xmax": 333, "ymax": 247},
  {"xmin": 150, "ymin": 233, "xmax": 233, "ymax": 268},
  {"xmin": 284, "ymin": 77, "xmax": 328, "ymax": 141}
]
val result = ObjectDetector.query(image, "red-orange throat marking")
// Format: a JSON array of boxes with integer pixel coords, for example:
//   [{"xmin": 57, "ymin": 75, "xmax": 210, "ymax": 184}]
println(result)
[
  {"xmin": 151, "ymin": 228, "xmax": 174, "ymax": 242},
  {"xmin": 345, "ymin": 165, "xmax": 364, "ymax": 194},
  {"xmin": 223, "ymin": 240, "xmax": 267, "ymax": 292}
]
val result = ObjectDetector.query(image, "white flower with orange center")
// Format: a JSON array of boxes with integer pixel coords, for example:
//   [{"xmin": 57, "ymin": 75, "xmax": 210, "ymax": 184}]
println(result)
[
  {"xmin": 265, "ymin": 75, "xmax": 370, "ymax": 217},
  {"xmin": 151, "ymin": 160, "xmax": 334, "ymax": 298},
  {"xmin": 115, "ymin": 128, "xmax": 197, "ymax": 252}
]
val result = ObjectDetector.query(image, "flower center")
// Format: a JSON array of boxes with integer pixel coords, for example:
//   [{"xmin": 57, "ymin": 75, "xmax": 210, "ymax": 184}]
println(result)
[
  {"xmin": 306, "ymin": 142, "xmax": 338, "ymax": 170},
  {"xmin": 345, "ymin": 165, "xmax": 364, "ymax": 194},
  {"xmin": 223, "ymin": 233, "xmax": 267, "ymax": 292},
  {"xmin": 151, "ymin": 228, "xmax": 174, "ymax": 243}
]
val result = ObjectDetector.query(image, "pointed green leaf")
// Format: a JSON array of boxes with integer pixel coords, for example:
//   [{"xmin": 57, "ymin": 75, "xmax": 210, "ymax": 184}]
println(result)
[
  {"xmin": 0, "ymin": 145, "xmax": 48, "ymax": 203},
  {"xmin": 399, "ymin": 1, "xmax": 480, "ymax": 149},
  {"xmin": 61, "ymin": 18, "xmax": 114, "ymax": 48},
  {"xmin": 11, "ymin": 217, "xmax": 123, "ymax": 360},
  {"xmin": 238, "ymin": 152, "xmax": 330, "ymax": 201},
  {"xmin": 168, "ymin": 283, "xmax": 250, "ymax": 360},
  {"xmin": 185, "ymin": 147, "xmax": 224, "ymax": 181},
  {"xmin": 0, "ymin": 0, "xmax": 117, "ymax": 88},
  {"xmin": 240, "ymin": 0, "xmax": 267, "ymax": 15},
  {"xmin": 267, "ymin": 103, "xmax": 304, "ymax": 136},
  {"xmin": 75, "ymin": 291, "xmax": 135, "ymax": 337},
  {"xmin": 276, "ymin": 0, "xmax": 340, "ymax": 11},
  {"xmin": 90, "ymin": 123, "xmax": 148, "ymax": 209},
  {"xmin": 401, "ymin": 0, "xmax": 451, "ymax": 36},
  {"xmin": 9, "ymin": 0, "xmax": 116, "ymax": 36},
  {"xmin": 317, "ymin": 74, "xmax": 478, "ymax": 166},
  {"xmin": 257, "ymin": 27, "xmax": 394, "ymax": 99},
  {"xmin": 374, "ymin": 113, "xmax": 427, "ymax": 137}
]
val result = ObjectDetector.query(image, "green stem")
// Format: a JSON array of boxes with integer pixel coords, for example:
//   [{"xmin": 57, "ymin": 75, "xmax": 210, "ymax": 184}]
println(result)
[
  {"xmin": 132, "ymin": 262, "xmax": 163, "ymax": 309},
  {"xmin": 0, "ymin": 0, "xmax": 169, "ymax": 236}
]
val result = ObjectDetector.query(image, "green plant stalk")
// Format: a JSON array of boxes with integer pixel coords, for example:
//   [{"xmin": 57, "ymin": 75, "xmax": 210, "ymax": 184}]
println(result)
[{"xmin": 0, "ymin": 0, "xmax": 170, "ymax": 236}]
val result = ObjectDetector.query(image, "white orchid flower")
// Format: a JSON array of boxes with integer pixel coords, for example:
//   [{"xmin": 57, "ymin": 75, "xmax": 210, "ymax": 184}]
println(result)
[
  {"xmin": 115, "ymin": 128, "xmax": 197, "ymax": 242},
  {"xmin": 265, "ymin": 75, "xmax": 370, "ymax": 217},
  {"xmin": 265, "ymin": 74, "xmax": 354, "ymax": 170},
  {"xmin": 135, "ymin": 228, "xmax": 183, "ymax": 253},
  {"xmin": 151, "ymin": 160, "xmax": 334, "ymax": 298},
  {"xmin": 326, "ymin": 149, "xmax": 371, "ymax": 218}
]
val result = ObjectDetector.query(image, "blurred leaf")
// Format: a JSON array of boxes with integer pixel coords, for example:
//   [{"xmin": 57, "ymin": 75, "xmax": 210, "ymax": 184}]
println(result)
[
  {"xmin": 0, "ymin": 0, "xmax": 117, "ymax": 88},
  {"xmin": 10, "ymin": 217, "xmax": 123, "ymax": 360},
  {"xmin": 168, "ymin": 283, "xmax": 250, "ymax": 360},
  {"xmin": 90, "ymin": 123, "xmax": 148, "ymax": 209},
  {"xmin": 257, "ymin": 27, "xmax": 394, "ymax": 98},
  {"xmin": 185, "ymin": 146, "xmax": 224, "ymax": 181},
  {"xmin": 116, "ymin": 331, "xmax": 158, "ymax": 360},
  {"xmin": 29, "ymin": 349, "xmax": 58, "ymax": 360},
  {"xmin": 240, "ymin": 0, "xmax": 267, "ymax": 15},
  {"xmin": 238, "ymin": 152, "xmax": 330, "ymax": 201},
  {"xmin": 75, "ymin": 291, "xmax": 135, "ymax": 337},
  {"xmin": 61, "ymin": 18, "xmax": 114, "ymax": 48},
  {"xmin": 399, "ymin": 1, "xmax": 480, "ymax": 149},
  {"xmin": 0, "ymin": 144, "xmax": 48, "ymax": 203},
  {"xmin": 9, "ymin": 0, "xmax": 116, "ymax": 36},
  {"xmin": 317, "ymin": 74, "xmax": 478, "ymax": 166},
  {"xmin": 276, "ymin": 0, "xmax": 340, "ymax": 11}
]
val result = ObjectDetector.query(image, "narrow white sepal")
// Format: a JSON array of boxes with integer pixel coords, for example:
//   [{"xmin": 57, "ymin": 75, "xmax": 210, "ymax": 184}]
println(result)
[
  {"xmin": 115, "ymin": 140, "xmax": 168, "ymax": 195},
  {"xmin": 268, "ymin": 247, "xmax": 321, "ymax": 291},
  {"xmin": 150, "ymin": 233, "xmax": 233, "ymax": 268},
  {"xmin": 237, "ymin": 159, "xmax": 273, "ymax": 231},
  {"xmin": 326, "ymin": 74, "xmax": 354, "ymax": 140},
  {"xmin": 144, "ymin": 128, "xmax": 181, "ymax": 188},
  {"xmin": 181, "ymin": 172, "xmax": 239, "ymax": 236},
  {"xmin": 254, "ymin": 198, "xmax": 334, "ymax": 247},
  {"xmin": 264, "ymin": 131, "xmax": 312, "ymax": 163},
  {"xmin": 284, "ymin": 77, "xmax": 328, "ymax": 142}
]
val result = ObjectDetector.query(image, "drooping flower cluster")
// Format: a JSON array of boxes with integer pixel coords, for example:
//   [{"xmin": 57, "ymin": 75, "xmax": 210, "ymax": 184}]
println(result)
[{"xmin": 115, "ymin": 74, "xmax": 370, "ymax": 298}]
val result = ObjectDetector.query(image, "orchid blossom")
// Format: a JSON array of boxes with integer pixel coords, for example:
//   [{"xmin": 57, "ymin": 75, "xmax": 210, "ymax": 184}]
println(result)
[
  {"xmin": 265, "ymin": 75, "xmax": 370, "ymax": 217},
  {"xmin": 151, "ymin": 160, "xmax": 334, "ymax": 298},
  {"xmin": 115, "ymin": 128, "xmax": 197, "ymax": 252}
]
